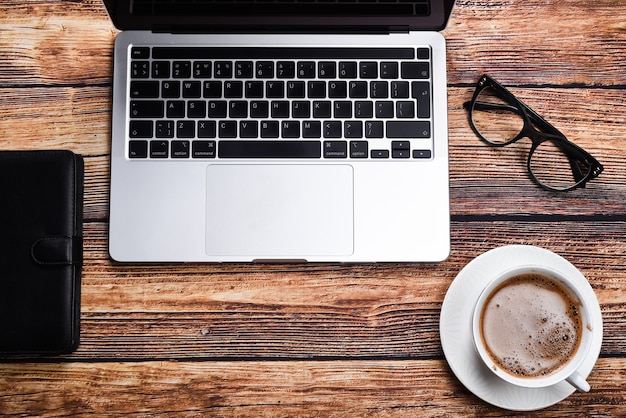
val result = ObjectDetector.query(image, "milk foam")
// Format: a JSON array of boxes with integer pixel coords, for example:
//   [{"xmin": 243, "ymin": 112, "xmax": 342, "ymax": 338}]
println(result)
[{"xmin": 480, "ymin": 274, "xmax": 582, "ymax": 377}]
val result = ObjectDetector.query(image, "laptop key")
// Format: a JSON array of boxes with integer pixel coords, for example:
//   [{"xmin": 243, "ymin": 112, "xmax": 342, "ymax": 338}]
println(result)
[
  {"xmin": 131, "ymin": 61, "xmax": 149, "ymax": 78},
  {"xmin": 214, "ymin": 61, "xmax": 232, "ymax": 78},
  {"xmin": 203, "ymin": 81, "xmax": 221, "ymax": 98},
  {"xmin": 130, "ymin": 101, "xmax": 164, "ymax": 118},
  {"xmin": 193, "ymin": 61, "xmax": 212, "ymax": 78},
  {"xmin": 328, "ymin": 81, "xmax": 347, "ymax": 98},
  {"xmin": 391, "ymin": 140, "xmax": 410, "ymax": 159},
  {"xmin": 150, "ymin": 140, "xmax": 169, "ymax": 158},
  {"xmin": 172, "ymin": 61, "xmax": 191, "ymax": 78},
  {"xmin": 235, "ymin": 61, "xmax": 253, "ymax": 78},
  {"xmin": 401, "ymin": 62, "xmax": 429, "ymax": 79},
  {"xmin": 339, "ymin": 62, "xmax": 357, "ymax": 78},
  {"xmin": 131, "ymin": 81, "xmax": 159, "ymax": 98},
  {"xmin": 261, "ymin": 121, "xmax": 279, "ymax": 138},
  {"xmin": 298, "ymin": 62, "xmax": 316, "ymax": 78},
  {"xmin": 308, "ymin": 81, "xmax": 326, "ymax": 98},
  {"xmin": 318, "ymin": 62, "xmax": 336, "ymax": 78},
  {"xmin": 313, "ymin": 101, "xmax": 331, "ymax": 118},
  {"xmin": 197, "ymin": 121, "xmax": 216, "ymax": 138},
  {"xmin": 256, "ymin": 61, "xmax": 274, "ymax": 78},
  {"xmin": 355, "ymin": 101, "xmax": 373, "ymax": 118},
  {"xmin": 250, "ymin": 101, "xmax": 269, "ymax": 118},
  {"xmin": 208, "ymin": 101, "xmax": 227, "ymax": 118},
  {"xmin": 166, "ymin": 100, "xmax": 185, "ymax": 118},
  {"xmin": 129, "ymin": 140, "xmax": 148, "ymax": 158},
  {"xmin": 239, "ymin": 121, "xmax": 259, "ymax": 138},
  {"xmin": 371, "ymin": 81, "xmax": 388, "ymax": 98},
  {"xmin": 130, "ymin": 120, "xmax": 153, "ymax": 138},
  {"xmin": 131, "ymin": 47, "xmax": 150, "ymax": 59},
  {"xmin": 182, "ymin": 81, "xmax": 201, "ymax": 98},
  {"xmin": 152, "ymin": 61, "xmax": 170, "ymax": 78},
  {"xmin": 156, "ymin": 120, "xmax": 174, "ymax": 138},
  {"xmin": 177, "ymin": 121, "xmax": 195, "ymax": 138},
  {"xmin": 160, "ymin": 81, "xmax": 180, "ymax": 98},
  {"xmin": 375, "ymin": 101, "xmax": 394, "ymax": 118},
  {"xmin": 386, "ymin": 121, "xmax": 431, "ymax": 138},
  {"xmin": 350, "ymin": 141, "xmax": 368, "ymax": 158},
  {"xmin": 413, "ymin": 149, "xmax": 432, "ymax": 159},
  {"xmin": 371, "ymin": 149, "xmax": 389, "ymax": 159},
  {"xmin": 219, "ymin": 140, "xmax": 321, "ymax": 158},
  {"xmin": 360, "ymin": 62, "xmax": 378, "ymax": 79},
  {"xmin": 303, "ymin": 121, "xmax": 322, "ymax": 138},
  {"xmin": 365, "ymin": 121, "xmax": 383, "ymax": 138},
  {"xmin": 323, "ymin": 121, "xmax": 342, "ymax": 138},
  {"xmin": 287, "ymin": 81, "xmax": 306, "ymax": 98},
  {"xmin": 171, "ymin": 141, "xmax": 190, "ymax": 158},
  {"xmin": 380, "ymin": 62, "xmax": 399, "ymax": 79},
  {"xmin": 277, "ymin": 61, "xmax": 295, "ymax": 78},
  {"xmin": 411, "ymin": 81, "xmax": 431, "ymax": 118},
  {"xmin": 245, "ymin": 81, "xmax": 264, "ymax": 98},
  {"xmin": 281, "ymin": 121, "xmax": 300, "ymax": 138},
  {"xmin": 391, "ymin": 81, "xmax": 410, "ymax": 98},
  {"xmin": 224, "ymin": 81, "xmax": 243, "ymax": 98},
  {"xmin": 396, "ymin": 101, "xmax": 415, "ymax": 118},
  {"xmin": 218, "ymin": 121, "xmax": 237, "ymax": 138},
  {"xmin": 349, "ymin": 81, "xmax": 367, "ymax": 98},
  {"xmin": 324, "ymin": 141, "xmax": 347, "ymax": 158},
  {"xmin": 192, "ymin": 140, "xmax": 216, "ymax": 158},
  {"xmin": 344, "ymin": 121, "xmax": 363, "ymax": 138}
]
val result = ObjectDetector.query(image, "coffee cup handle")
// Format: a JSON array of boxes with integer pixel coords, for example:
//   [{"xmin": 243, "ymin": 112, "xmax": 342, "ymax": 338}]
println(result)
[{"xmin": 566, "ymin": 371, "xmax": 590, "ymax": 392}]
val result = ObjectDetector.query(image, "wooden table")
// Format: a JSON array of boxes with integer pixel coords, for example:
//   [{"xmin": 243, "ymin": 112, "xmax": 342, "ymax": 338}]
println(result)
[{"xmin": 1, "ymin": 0, "xmax": 625, "ymax": 415}]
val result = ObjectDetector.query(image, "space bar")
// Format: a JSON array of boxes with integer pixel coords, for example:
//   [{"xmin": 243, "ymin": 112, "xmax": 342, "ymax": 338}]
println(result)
[{"xmin": 218, "ymin": 141, "xmax": 321, "ymax": 158}]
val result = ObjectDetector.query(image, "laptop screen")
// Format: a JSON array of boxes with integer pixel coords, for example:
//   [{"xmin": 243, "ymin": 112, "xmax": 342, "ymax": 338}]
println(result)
[
  {"xmin": 133, "ymin": 0, "xmax": 429, "ymax": 17},
  {"xmin": 105, "ymin": 0, "xmax": 453, "ymax": 31}
]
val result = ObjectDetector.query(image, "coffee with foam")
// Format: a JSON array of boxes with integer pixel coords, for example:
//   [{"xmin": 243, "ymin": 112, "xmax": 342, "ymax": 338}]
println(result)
[{"xmin": 479, "ymin": 273, "xmax": 583, "ymax": 378}]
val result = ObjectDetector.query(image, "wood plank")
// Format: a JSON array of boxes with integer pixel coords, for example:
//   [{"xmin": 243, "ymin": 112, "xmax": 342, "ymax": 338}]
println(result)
[
  {"xmin": 0, "ymin": 87, "xmax": 110, "ymax": 152},
  {"xmin": 19, "ymin": 221, "xmax": 608, "ymax": 360},
  {"xmin": 444, "ymin": 0, "xmax": 626, "ymax": 85},
  {"xmin": 0, "ymin": 1, "xmax": 624, "ymax": 87},
  {"xmin": 0, "ymin": 0, "xmax": 116, "ymax": 86},
  {"xmin": 0, "ymin": 359, "xmax": 624, "ymax": 416}
]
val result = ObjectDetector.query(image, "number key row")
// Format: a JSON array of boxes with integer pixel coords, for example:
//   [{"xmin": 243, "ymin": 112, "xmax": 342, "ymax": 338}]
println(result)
[{"xmin": 131, "ymin": 60, "xmax": 430, "ymax": 80}]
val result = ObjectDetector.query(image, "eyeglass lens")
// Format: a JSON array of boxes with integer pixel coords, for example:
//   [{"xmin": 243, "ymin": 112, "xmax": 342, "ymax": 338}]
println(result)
[
  {"xmin": 471, "ymin": 86, "xmax": 524, "ymax": 145},
  {"xmin": 529, "ymin": 140, "xmax": 592, "ymax": 191},
  {"xmin": 470, "ymin": 85, "xmax": 593, "ymax": 191}
]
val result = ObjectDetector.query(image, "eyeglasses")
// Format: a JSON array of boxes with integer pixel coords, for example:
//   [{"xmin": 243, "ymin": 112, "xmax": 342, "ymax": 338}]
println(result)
[{"xmin": 464, "ymin": 74, "xmax": 604, "ymax": 192}]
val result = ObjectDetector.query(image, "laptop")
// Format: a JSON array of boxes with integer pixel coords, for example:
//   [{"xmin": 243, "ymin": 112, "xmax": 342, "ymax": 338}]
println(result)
[{"xmin": 104, "ymin": 0, "xmax": 454, "ymax": 262}]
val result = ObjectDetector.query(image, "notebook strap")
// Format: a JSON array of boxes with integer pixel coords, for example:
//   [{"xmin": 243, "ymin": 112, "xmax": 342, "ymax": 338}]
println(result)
[{"xmin": 31, "ymin": 236, "xmax": 83, "ymax": 266}]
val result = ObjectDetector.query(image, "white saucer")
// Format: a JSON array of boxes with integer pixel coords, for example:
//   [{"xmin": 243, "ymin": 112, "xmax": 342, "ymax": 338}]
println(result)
[{"xmin": 440, "ymin": 245, "xmax": 603, "ymax": 411}]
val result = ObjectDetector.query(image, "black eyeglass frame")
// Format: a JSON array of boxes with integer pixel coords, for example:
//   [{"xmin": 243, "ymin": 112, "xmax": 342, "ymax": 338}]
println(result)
[{"xmin": 464, "ymin": 74, "xmax": 604, "ymax": 192}]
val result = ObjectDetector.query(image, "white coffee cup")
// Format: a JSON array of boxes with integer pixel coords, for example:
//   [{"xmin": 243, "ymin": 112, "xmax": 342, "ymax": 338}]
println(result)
[{"xmin": 472, "ymin": 265, "xmax": 594, "ymax": 392}]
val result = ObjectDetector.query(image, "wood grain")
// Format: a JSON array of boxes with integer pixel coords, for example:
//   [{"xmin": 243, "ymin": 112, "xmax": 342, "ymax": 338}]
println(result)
[
  {"xmin": 0, "ymin": 0, "xmax": 625, "ymax": 415},
  {"xmin": 1, "ymin": 359, "xmax": 625, "ymax": 416}
]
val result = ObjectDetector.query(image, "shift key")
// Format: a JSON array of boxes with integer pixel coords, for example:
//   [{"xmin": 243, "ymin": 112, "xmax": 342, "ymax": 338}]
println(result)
[
  {"xmin": 386, "ymin": 121, "xmax": 430, "ymax": 138},
  {"xmin": 130, "ymin": 100, "xmax": 164, "ymax": 118}
]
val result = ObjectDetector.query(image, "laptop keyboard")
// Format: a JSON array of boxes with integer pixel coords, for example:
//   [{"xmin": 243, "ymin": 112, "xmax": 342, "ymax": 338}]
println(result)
[{"xmin": 127, "ymin": 46, "xmax": 433, "ymax": 160}]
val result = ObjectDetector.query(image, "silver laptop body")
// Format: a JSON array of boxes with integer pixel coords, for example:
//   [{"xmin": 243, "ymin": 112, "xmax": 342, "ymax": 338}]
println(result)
[{"xmin": 105, "ymin": 0, "xmax": 453, "ymax": 262}]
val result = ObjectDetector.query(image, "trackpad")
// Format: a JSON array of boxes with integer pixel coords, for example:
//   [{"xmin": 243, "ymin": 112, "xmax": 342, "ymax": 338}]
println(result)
[{"xmin": 206, "ymin": 165, "xmax": 354, "ymax": 258}]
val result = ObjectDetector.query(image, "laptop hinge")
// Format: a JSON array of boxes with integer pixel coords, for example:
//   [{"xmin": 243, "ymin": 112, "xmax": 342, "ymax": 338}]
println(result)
[{"xmin": 151, "ymin": 26, "xmax": 409, "ymax": 35}]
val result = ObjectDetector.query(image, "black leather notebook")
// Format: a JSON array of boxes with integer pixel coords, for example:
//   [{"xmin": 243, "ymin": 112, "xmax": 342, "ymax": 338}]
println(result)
[{"xmin": 0, "ymin": 150, "xmax": 83, "ymax": 355}]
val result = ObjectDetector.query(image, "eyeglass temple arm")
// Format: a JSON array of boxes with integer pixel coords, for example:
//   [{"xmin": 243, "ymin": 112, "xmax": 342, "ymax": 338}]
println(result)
[
  {"xmin": 549, "ymin": 136, "xmax": 604, "ymax": 183},
  {"xmin": 465, "ymin": 101, "xmax": 520, "ymax": 113},
  {"xmin": 511, "ymin": 101, "xmax": 603, "ymax": 183}
]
